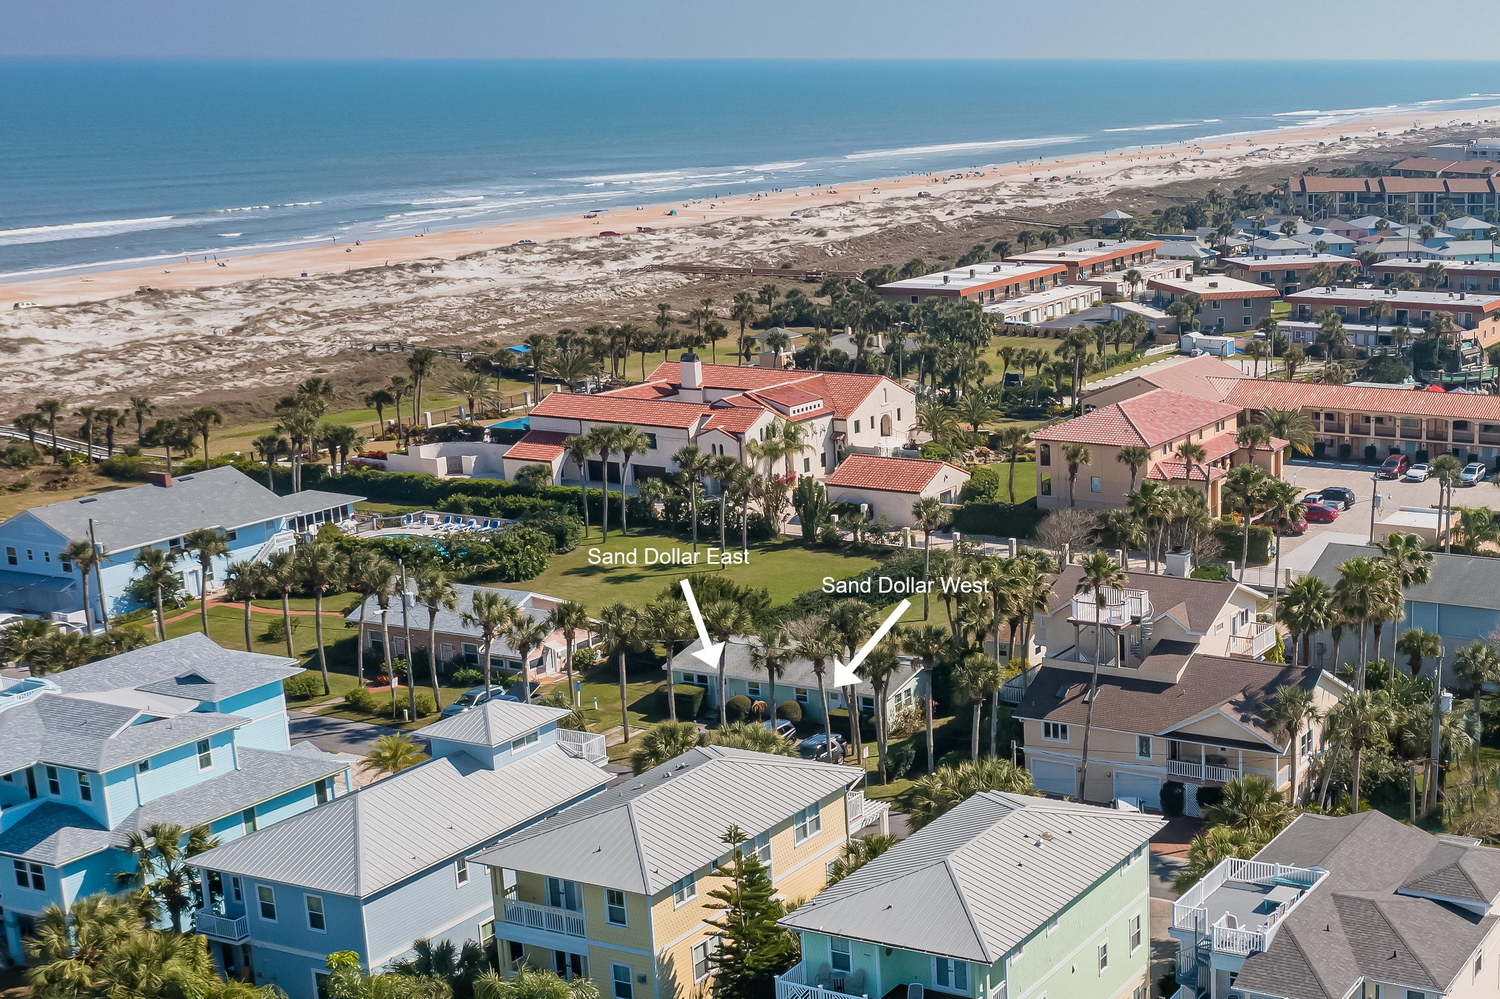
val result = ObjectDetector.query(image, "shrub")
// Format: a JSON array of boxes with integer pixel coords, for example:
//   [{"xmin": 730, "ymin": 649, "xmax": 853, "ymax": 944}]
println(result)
[
  {"xmin": 776, "ymin": 700, "xmax": 803, "ymax": 722},
  {"xmin": 571, "ymin": 647, "xmax": 599, "ymax": 670},
  {"xmin": 282, "ymin": 672, "xmax": 324, "ymax": 700},
  {"xmin": 919, "ymin": 441, "xmax": 952, "ymax": 461},
  {"xmin": 885, "ymin": 740, "xmax": 917, "ymax": 782},
  {"xmin": 521, "ymin": 510, "xmax": 584, "ymax": 553},
  {"xmin": 960, "ymin": 464, "xmax": 1004, "ymax": 502},
  {"xmin": 98, "ymin": 454, "xmax": 153, "ymax": 481},
  {"xmin": 951, "ymin": 500, "xmax": 1044, "ymax": 538},
  {"xmin": 1190, "ymin": 563, "xmax": 1231, "ymax": 581},
  {"xmin": 486, "ymin": 526, "xmax": 553, "ymax": 582},
  {"xmin": 0, "ymin": 443, "xmax": 39, "ymax": 469},
  {"xmin": 1161, "ymin": 780, "xmax": 1186, "ymax": 818},
  {"xmin": 414, "ymin": 693, "xmax": 436, "ymax": 717},
  {"xmin": 450, "ymin": 667, "xmax": 483, "ymax": 686},
  {"xmin": 726, "ymin": 694, "xmax": 753, "ymax": 721},
  {"xmin": 1213, "ymin": 520, "xmax": 1273, "ymax": 565},
  {"xmin": 344, "ymin": 687, "xmax": 377, "ymax": 713},
  {"xmin": 672, "ymin": 683, "xmax": 706, "ymax": 719}
]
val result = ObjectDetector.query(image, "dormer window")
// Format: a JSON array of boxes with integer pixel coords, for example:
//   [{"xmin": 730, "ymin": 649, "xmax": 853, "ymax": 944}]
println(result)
[{"xmin": 511, "ymin": 730, "xmax": 540, "ymax": 752}]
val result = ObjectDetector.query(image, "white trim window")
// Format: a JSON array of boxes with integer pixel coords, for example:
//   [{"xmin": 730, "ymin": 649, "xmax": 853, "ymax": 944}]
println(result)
[
  {"xmin": 935, "ymin": 958, "xmax": 968, "ymax": 992},
  {"xmin": 547, "ymin": 877, "xmax": 582, "ymax": 911},
  {"xmin": 456, "ymin": 857, "xmax": 470, "ymax": 887},
  {"xmin": 611, "ymin": 963, "xmax": 634, "ymax": 999},
  {"xmin": 606, "ymin": 888, "xmax": 628, "ymax": 926},
  {"xmin": 691, "ymin": 936, "xmax": 721, "ymax": 982},
  {"xmin": 77, "ymin": 770, "xmax": 92, "ymax": 802},
  {"xmin": 1097, "ymin": 941, "xmax": 1108, "ymax": 974},
  {"xmin": 1042, "ymin": 722, "xmax": 1068, "ymax": 743},
  {"xmin": 45, "ymin": 765, "xmax": 60, "ymax": 795},
  {"xmin": 793, "ymin": 803, "xmax": 822, "ymax": 844},
  {"xmin": 671, "ymin": 873, "xmax": 697, "ymax": 907},
  {"xmin": 305, "ymin": 894, "xmax": 326, "ymax": 932},
  {"xmin": 1129, "ymin": 913, "xmax": 1142, "ymax": 954},
  {"xmin": 750, "ymin": 830, "xmax": 772, "ymax": 875},
  {"xmin": 831, "ymin": 937, "xmax": 852, "ymax": 973},
  {"xmin": 257, "ymin": 885, "xmax": 277, "ymax": 921},
  {"xmin": 197, "ymin": 739, "xmax": 213, "ymax": 771}
]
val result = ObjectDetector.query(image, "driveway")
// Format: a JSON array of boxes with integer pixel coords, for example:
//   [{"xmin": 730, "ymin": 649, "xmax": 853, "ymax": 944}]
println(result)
[{"xmin": 289, "ymin": 710, "xmax": 423, "ymax": 756}]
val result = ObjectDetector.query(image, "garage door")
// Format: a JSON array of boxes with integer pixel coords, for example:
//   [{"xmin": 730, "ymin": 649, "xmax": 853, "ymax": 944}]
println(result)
[
  {"xmin": 1113, "ymin": 771, "xmax": 1162, "ymax": 811},
  {"xmin": 1030, "ymin": 758, "xmax": 1077, "ymax": 797}
]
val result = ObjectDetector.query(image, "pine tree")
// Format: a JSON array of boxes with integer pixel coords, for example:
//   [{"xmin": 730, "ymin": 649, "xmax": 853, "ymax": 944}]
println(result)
[{"xmin": 704, "ymin": 826, "xmax": 798, "ymax": 999}]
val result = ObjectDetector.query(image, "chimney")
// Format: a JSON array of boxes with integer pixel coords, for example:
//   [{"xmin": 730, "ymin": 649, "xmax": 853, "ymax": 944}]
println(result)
[
  {"xmin": 942, "ymin": 274, "xmax": 951, "ymax": 284},
  {"xmin": 1164, "ymin": 549, "xmax": 1194, "ymax": 577},
  {"xmin": 147, "ymin": 471, "xmax": 173, "ymax": 488},
  {"xmin": 679, "ymin": 352, "xmax": 704, "ymax": 402}
]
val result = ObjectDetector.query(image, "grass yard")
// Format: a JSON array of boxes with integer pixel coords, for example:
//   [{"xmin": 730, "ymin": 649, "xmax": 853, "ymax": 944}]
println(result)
[
  {"xmin": 0, "ymin": 472, "xmax": 128, "ymax": 520},
  {"xmin": 514, "ymin": 528, "xmax": 884, "ymax": 613}
]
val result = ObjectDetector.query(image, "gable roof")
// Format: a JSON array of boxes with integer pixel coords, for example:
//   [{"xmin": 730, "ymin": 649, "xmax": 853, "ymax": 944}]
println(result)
[
  {"xmin": 0, "ymin": 802, "xmax": 113, "ymax": 866},
  {"xmin": 9, "ymin": 466, "xmax": 299, "ymax": 551},
  {"xmin": 1103, "ymin": 355, "xmax": 1248, "ymax": 402},
  {"xmin": 344, "ymin": 583, "xmax": 561, "ymax": 652},
  {"xmin": 530, "ymin": 392, "xmax": 711, "ymax": 429},
  {"xmin": 1014, "ymin": 654, "xmax": 1321, "ymax": 750},
  {"xmin": 470, "ymin": 746, "xmax": 859, "ymax": 895},
  {"xmin": 1033, "ymin": 389, "xmax": 1240, "ymax": 448},
  {"xmin": 0, "ymin": 694, "xmax": 250, "ymax": 774},
  {"xmin": 191, "ymin": 745, "xmax": 607, "ymax": 897},
  {"xmin": 642, "ymin": 362, "xmax": 895, "ymax": 419},
  {"xmin": 825, "ymin": 454, "xmax": 963, "ymax": 494},
  {"xmin": 673, "ymin": 636, "xmax": 919, "ymax": 698},
  {"xmin": 1235, "ymin": 811, "xmax": 1500, "ymax": 999},
  {"xmin": 779, "ymin": 792, "xmax": 1162, "ymax": 962},
  {"xmin": 420, "ymin": 700, "xmax": 572, "ymax": 748},
  {"xmin": 1047, "ymin": 565, "xmax": 1243, "ymax": 634}
]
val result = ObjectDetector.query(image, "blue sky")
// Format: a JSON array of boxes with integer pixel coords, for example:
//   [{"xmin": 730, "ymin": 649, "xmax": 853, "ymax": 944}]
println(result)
[{"xmin": 6, "ymin": 0, "xmax": 1500, "ymax": 59}]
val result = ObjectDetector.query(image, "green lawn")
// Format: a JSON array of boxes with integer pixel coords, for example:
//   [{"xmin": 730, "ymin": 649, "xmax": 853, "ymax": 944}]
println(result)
[
  {"xmin": 513, "ymin": 528, "xmax": 884, "ymax": 614},
  {"xmin": 356, "ymin": 500, "xmax": 421, "ymax": 517}
]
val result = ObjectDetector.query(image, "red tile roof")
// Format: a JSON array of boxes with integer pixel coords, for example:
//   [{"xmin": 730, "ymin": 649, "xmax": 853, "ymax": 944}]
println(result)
[
  {"xmin": 756, "ymin": 385, "xmax": 822, "ymax": 407},
  {"xmin": 825, "ymin": 454, "xmax": 963, "ymax": 493},
  {"xmin": 504, "ymin": 430, "xmax": 571, "ymax": 462},
  {"xmin": 1148, "ymin": 456, "xmax": 1227, "ymax": 483},
  {"xmin": 1227, "ymin": 380, "xmax": 1500, "ymax": 421},
  {"xmin": 605, "ymin": 382, "xmax": 679, "ymax": 399},
  {"xmin": 643, "ymin": 362, "xmax": 891, "ymax": 418},
  {"xmin": 701, "ymin": 408, "xmax": 766, "ymax": 434},
  {"xmin": 1034, "ymin": 389, "xmax": 1242, "ymax": 448},
  {"xmin": 1121, "ymin": 356, "xmax": 1247, "ymax": 402},
  {"xmin": 530, "ymin": 392, "xmax": 710, "ymax": 428}
]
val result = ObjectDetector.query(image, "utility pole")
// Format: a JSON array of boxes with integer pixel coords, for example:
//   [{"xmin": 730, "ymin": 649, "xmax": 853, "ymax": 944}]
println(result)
[
  {"xmin": 401, "ymin": 559, "xmax": 417, "ymax": 722},
  {"xmin": 87, "ymin": 517, "xmax": 109, "ymax": 635},
  {"xmin": 1427, "ymin": 643, "xmax": 1446, "ymax": 816},
  {"xmin": 1368, "ymin": 473, "xmax": 1380, "ymax": 544}
]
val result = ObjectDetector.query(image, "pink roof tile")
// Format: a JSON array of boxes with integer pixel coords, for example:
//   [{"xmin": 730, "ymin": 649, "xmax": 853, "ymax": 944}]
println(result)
[
  {"xmin": 504, "ymin": 430, "xmax": 571, "ymax": 462},
  {"xmin": 1034, "ymin": 389, "xmax": 1242, "ymax": 448},
  {"xmin": 825, "ymin": 454, "xmax": 963, "ymax": 493},
  {"xmin": 1227, "ymin": 380, "xmax": 1500, "ymax": 421},
  {"xmin": 530, "ymin": 392, "xmax": 710, "ymax": 428}
]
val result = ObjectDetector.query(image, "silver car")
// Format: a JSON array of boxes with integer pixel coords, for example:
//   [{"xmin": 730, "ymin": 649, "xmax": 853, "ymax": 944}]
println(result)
[{"xmin": 1462, "ymin": 462, "xmax": 1489, "ymax": 486}]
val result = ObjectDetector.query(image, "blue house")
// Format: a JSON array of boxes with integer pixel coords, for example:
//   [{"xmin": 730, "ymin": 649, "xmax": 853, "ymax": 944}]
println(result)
[
  {"xmin": 0, "ymin": 632, "xmax": 351, "ymax": 964},
  {"xmin": 0, "ymin": 466, "xmax": 362, "ymax": 628},
  {"xmin": 190, "ymin": 700, "xmax": 610, "ymax": 998}
]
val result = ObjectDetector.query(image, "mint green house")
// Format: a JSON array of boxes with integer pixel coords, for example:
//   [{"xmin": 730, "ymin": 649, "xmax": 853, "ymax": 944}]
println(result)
[{"xmin": 777, "ymin": 792, "xmax": 1162, "ymax": 999}]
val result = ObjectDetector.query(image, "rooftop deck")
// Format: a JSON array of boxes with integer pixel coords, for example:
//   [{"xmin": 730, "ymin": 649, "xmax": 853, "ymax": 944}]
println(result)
[{"xmin": 1171, "ymin": 858, "xmax": 1326, "ymax": 957}]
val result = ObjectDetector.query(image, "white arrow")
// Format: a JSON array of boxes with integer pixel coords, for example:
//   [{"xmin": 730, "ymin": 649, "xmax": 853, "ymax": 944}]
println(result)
[
  {"xmin": 831, "ymin": 599, "xmax": 910, "ymax": 687},
  {"xmin": 680, "ymin": 578, "xmax": 725, "ymax": 669}
]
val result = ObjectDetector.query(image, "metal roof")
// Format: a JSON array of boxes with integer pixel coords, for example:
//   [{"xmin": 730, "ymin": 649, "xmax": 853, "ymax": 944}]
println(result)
[
  {"xmin": 191, "ymin": 745, "xmax": 608, "ymax": 897},
  {"xmin": 470, "ymin": 746, "xmax": 860, "ymax": 895},
  {"xmin": 421, "ymin": 700, "xmax": 572, "ymax": 748},
  {"xmin": 344, "ymin": 583, "xmax": 562, "ymax": 654},
  {"xmin": 780, "ymin": 792, "xmax": 1162, "ymax": 963},
  {"xmin": 1308, "ymin": 542, "xmax": 1500, "ymax": 613}
]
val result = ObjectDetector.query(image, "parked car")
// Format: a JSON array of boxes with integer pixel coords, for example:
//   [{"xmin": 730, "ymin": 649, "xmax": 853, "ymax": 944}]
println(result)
[
  {"xmin": 441, "ymin": 685, "xmax": 499, "ymax": 717},
  {"xmin": 774, "ymin": 719, "xmax": 798, "ymax": 740},
  {"xmin": 1304, "ymin": 503, "xmax": 1340, "ymax": 524},
  {"xmin": 507, "ymin": 680, "xmax": 541, "ymax": 701},
  {"xmin": 1317, "ymin": 487, "xmax": 1357, "ymax": 509},
  {"xmin": 1302, "ymin": 492, "xmax": 1324, "ymax": 508},
  {"xmin": 1404, "ymin": 463, "xmax": 1431, "ymax": 482},
  {"xmin": 1462, "ymin": 462, "xmax": 1489, "ymax": 485},
  {"xmin": 1378, "ymin": 454, "xmax": 1411, "ymax": 479},
  {"xmin": 797, "ymin": 732, "xmax": 846, "ymax": 761},
  {"xmin": 515, "ymin": 239, "xmax": 535, "ymax": 245},
  {"xmin": 1276, "ymin": 516, "xmax": 1308, "ymax": 536}
]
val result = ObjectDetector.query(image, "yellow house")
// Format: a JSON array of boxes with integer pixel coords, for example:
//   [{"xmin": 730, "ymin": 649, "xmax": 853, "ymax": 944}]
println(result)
[{"xmin": 469, "ymin": 746, "xmax": 865, "ymax": 999}]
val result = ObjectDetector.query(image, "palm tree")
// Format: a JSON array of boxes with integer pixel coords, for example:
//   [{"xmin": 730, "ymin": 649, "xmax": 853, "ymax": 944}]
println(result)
[
  {"xmin": 115, "ymin": 821, "xmax": 219, "ymax": 932},
  {"xmin": 1115, "ymin": 445, "xmax": 1152, "ymax": 493},
  {"xmin": 899, "ymin": 624, "xmax": 949, "ymax": 772},
  {"xmin": 1453, "ymin": 505, "xmax": 1499, "ymax": 555},
  {"xmin": 1333, "ymin": 556, "xmax": 1397, "ymax": 690},
  {"xmin": 63, "ymin": 539, "xmax": 103, "ymax": 635},
  {"xmin": 388, "ymin": 375, "xmax": 410, "ymax": 443},
  {"xmin": 222, "ymin": 560, "xmax": 265, "ymax": 653},
  {"xmin": 1223, "ymin": 464, "xmax": 1271, "ymax": 581},
  {"xmin": 787, "ymin": 615, "xmax": 842, "ymax": 758},
  {"xmin": 294, "ymin": 541, "xmax": 345, "ymax": 695},
  {"xmin": 186, "ymin": 406, "xmax": 222, "ymax": 464},
  {"xmin": 673, "ymin": 445, "xmax": 712, "ymax": 553},
  {"xmin": 0, "ymin": 617, "xmax": 53, "ymax": 675},
  {"xmin": 1175, "ymin": 441, "xmax": 1209, "ymax": 503},
  {"xmin": 362, "ymin": 388, "xmax": 395, "ymax": 434},
  {"xmin": 35, "ymin": 398, "xmax": 64, "ymax": 462},
  {"xmin": 997, "ymin": 426, "xmax": 1031, "ymax": 504},
  {"xmin": 1061, "ymin": 442, "xmax": 1091, "ymax": 508},
  {"xmin": 951, "ymin": 651, "xmax": 1003, "ymax": 761},
  {"xmin": 31, "ymin": 630, "xmax": 92, "ymax": 673},
  {"xmin": 506, "ymin": 615, "xmax": 550, "ymax": 704},
  {"xmin": 631, "ymin": 721, "xmax": 701, "ymax": 772},
  {"xmin": 1431, "ymin": 455, "xmax": 1464, "ymax": 551},
  {"xmin": 750, "ymin": 625, "xmax": 795, "ymax": 732},
  {"xmin": 1172, "ymin": 825, "xmax": 1263, "ymax": 894},
  {"xmin": 1254, "ymin": 409, "xmax": 1315, "ymax": 456},
  {"xmin": 703, "ymin": 599, "xmax": 754, "ymax": 727},
  {"xmin": 1396, "ymin": 627, "xmax": 1442, "ymax": 679},
  {"xmin": 406, "ymin": 347, "xmax": 439, "ymax": 433},
  {"xmin": 264, "ymin": 549, "xmax": 300, "ymax": 660},
  {"xmin": 462, "ymin": 590, "xmax": 519, "ymax": 697},
  {"xmin": 413, "ymin": 566, "xmax": 459, "ymax": 706},
  {"xmin": 596, "ymin": 602, "xmax": 642, "ymax": 741},
  {"xmin": 1268, "ymin": 685, "xmax": 1320, "ymax": 805},
  {"xmin": 180, "ymin": 527, "xmax": 230, "ymax": 636},
  {"xmin": 564, "ymin": 432, "xmax": 596, "ymax": 538},
  {"xmin": 590, "ymin": 426, "xmax": 624, "ymax": 539},
  {"xmin": 1453, "ymin": 642, "xmax": 1500, "ymax": 764},
  {"xmin": 545, "ymin": 600, "xmax": 592, "ymax": 707},
  {"xmin": 1076, "ymin": 551, "xmax": 1126, "ymax": 798},
  {"xmin": 912, "ymin": 497, "xmax": 952, "ymax": 620},
  {"xmin": 128, "ymin": 395, "xmax": 156, "ymax": 445},
  {"xmin": 1325, "ymin": 690, "xmax": 1390, "ymax": 812},
  {"xmin": 860, "ymin": 648, "xmax": 902, "ymax": 782},
  {"xmin": 365, "ymin": 732, "xmax": 424, "ymax": 776},
  {"xmin": 1204, "ymin": 775, "xmax": 1294, "ymax": 839},
  {"xmin": 1280, "ymin": 575, "xmax": 1332, "ymax": 669},
  {"xmin": 1261, "ymin": 479, "xmax": 1304, "ymax": 621},
  {"xmin": 730, "ymin": 293, "xmax": 757, "ymax": 366},
  {"xmin": 451, "ymin": 371, "xmax": 490, "ymax": 418},
  {"xmin": 349, "ymin": 553, "xmax": 397, "ymax": 685},
  {"xmin": 1375, "ymin": 532, "xmax": 1431, "ymax": 666},
  {"xmin": 905, "ymin": 757, "xmax": 1036, "ymax": 830},
  {"xmin": 132, "ymin": 546, "xmax": 178, "ymax": 641},
  {"xmin": 826, "ymin": 598, "xmax": 877, "ymax": 762}
]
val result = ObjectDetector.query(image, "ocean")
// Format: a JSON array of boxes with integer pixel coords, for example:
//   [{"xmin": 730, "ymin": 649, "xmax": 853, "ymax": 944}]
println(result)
[{"xmin": 2, "ymin": 58, "xmax": 1499, "ymax": 278}]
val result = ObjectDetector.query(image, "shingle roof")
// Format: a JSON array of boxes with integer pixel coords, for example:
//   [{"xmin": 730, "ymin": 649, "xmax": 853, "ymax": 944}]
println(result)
[
  {"xmin": 1033, "ymin": 389, "xmax": 1241, "ymax": 448},
  {"xmin": 11, "ymin": 466, "xmax": 303, "ymax": 551},
  {"xmin": 470, "ymin": 746, "xmax": 859, "ymax": 894},
  {"xmin": 421, "ymin": 700, "xmax": 572, "ymax": 748},
  {"xmin": 1235, "ymin": 811, "xmax": 1500, "ymax": 999},
  {"xmin": 779, "ymin": 792, "xmax": 1162, "ymax": 962},
  {"xmin": 825, "ymin": 454, "xmax": 962, "ymax": 494},
  {"xmin": 1014, "ymin": 654, "xmax": 1320, "ymax": 750},
  {"xmin": 192, "ymin": 745, "xmax": 607, "ymax": 896},
  {"xmin": 0, "ymin": 694, "xmax": 250, "ymax": 773},
  {"xmin": 1047, "ymin": 565, "xmax": 1242, "ymax": 634},
  {"xmin": 344, "ymin": 582, "xmax": 564, "ymax": 653},
  {"xmin": 531, "ymin": 392, "xmax": 711, "ymax": 429},
  {"xmin": 51, "ymin": 632, "xmax": 300, "ymax": 701},
  {"xmin": 1228, "ymin": 379, "xmax": 1500, "ymax": 421},
  {"xmin": 0, "ymin": 802, "xmax": 113, "ymax": 865},
  {"xmin": 504, "ymin": 430, "xmax": 571, "ymax": 462}
]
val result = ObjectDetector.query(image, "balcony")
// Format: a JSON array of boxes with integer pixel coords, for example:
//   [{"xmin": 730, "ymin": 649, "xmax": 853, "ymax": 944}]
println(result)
[
  {"xmin": 1166, "ymin": 759, "xmax": 1239, "ymax": 784},
  {"xmin": 1171, "ymin": 858, "xmax": 1326, "ymax": 957},
  {"xmin": 1068, "ymin": 587, "xmax": 1151, "ymax": 628},
  {"xmin": 1226, "ymin": 622, "xmax": 1278, "ymax": 659},
  {"xmin": 556, "ymin": 729, "xmax": 607, "ymax": 766},
  {"xmin": 500, "ymin": 897, "xmax": 586, "ymax": 938},
  {"xmin": 775, "ymin": 962, "xmax": 869, "ymax": 999},
  {"xmin": 193, "ymin": 909, "xmax": 249, "ymax": 942}
]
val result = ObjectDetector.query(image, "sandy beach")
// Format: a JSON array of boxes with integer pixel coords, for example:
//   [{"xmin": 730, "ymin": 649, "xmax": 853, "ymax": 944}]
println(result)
[{"xmin": 1, "ymin": 102, "xmax": 1495, "ymax": 414}]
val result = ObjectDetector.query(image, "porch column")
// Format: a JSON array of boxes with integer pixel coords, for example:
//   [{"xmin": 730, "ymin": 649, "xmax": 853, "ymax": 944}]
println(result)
[{"xmin": 1237, "ymin": 748, "xmax": 1244, "ymax": 780}]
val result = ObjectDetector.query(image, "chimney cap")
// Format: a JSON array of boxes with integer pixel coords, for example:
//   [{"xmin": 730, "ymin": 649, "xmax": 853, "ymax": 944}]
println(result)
[{"xmin": 679, "ymin": 352, "xmax": 701, "ymax": 362}]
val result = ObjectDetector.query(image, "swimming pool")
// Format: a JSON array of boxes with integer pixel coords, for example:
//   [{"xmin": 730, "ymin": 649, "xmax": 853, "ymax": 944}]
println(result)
[{"xmin": 489, "ymin": 417, "xmax": 530, "ymax": 430}]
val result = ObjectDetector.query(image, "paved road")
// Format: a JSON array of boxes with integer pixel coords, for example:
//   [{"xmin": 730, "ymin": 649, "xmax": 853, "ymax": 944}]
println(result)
[{"xmin": 289, "ymin": 711, "xmax": 423, "ymax": 756}]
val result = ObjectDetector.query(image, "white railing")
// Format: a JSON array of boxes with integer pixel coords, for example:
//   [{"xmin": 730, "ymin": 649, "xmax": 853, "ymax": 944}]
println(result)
[
  {"xmin": 999, "ymin": 665, "xmax": 1041, "ymax": 705},
  {"xmin": 849, "ymin": 793, "xmax": 890, "ymax": 834},
  {"xmin": 1170, "ymin": 986, "xmax": 1198, "ymax": 999},
  {"xmin": 1227, "ymin": 623, "xmax": 1278, "ymax": 659},
  {"xmin": 1211, "ymin": 924, "xmax": 1267, "ymax": 956},
  {"xmin": 1068, "ymin": 588, "xmax": 1152, "ymax": 627},
  {"xmin": 193, "ymin": 909, "xmax": 249, "ymax": 941},
  {"xmin": 774, "ymin": 964, "xmax": 868, "ymax": 999},
  {"xmin": 1165, "ymin": 759, "xmax": 1238, "ymax": 783},
  {"xmin": 1172, "ymin": 859, "xmax": 1327, "ymax": 954},
  {"xmin": 501, "ymin": 897, "xmax": 586, "ymax": 937},
  {"xmin": 556, "ymin": 729, "xmax": 607, "ymax": 765}
]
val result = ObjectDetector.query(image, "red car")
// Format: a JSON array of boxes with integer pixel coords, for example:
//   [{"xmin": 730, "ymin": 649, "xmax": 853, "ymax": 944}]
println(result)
[
  {"xmin": 1378, "ymin": 453, "xmax": 1410, "ymax": 479},
  {"xmin": 1276, "ymin": 516, "xmax": 1308, "ymax": 536},
  {"xmin": 1304, "ymin": 503, "xmax": 1340, "ymax": 524}
]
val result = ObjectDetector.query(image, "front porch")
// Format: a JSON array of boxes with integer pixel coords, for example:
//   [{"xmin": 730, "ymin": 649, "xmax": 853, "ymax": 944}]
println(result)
[{"xmin": 775, "ymin": 963, "xmax": 980, "ymax": 999}]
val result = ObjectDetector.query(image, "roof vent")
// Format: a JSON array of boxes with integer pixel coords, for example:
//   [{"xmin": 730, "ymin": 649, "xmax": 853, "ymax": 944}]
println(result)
[
  {"xmin": 79, "ymin": 497, "xmax": 98, "ymax": 504},
  {"xmin": 942, "ymin": 275, "xmax": 950, "ymax": 284}
]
